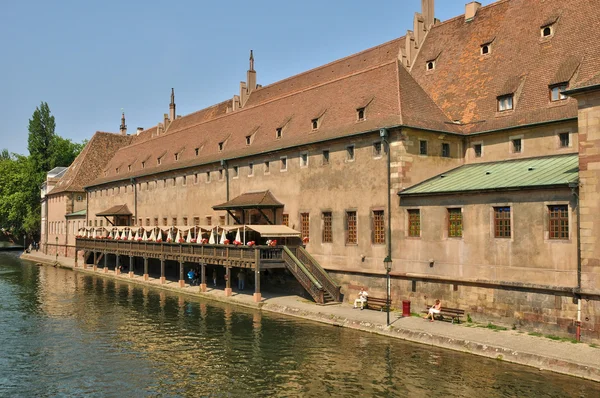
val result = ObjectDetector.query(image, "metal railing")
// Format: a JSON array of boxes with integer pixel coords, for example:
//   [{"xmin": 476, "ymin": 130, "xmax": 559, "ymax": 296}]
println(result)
[{"xmin": 282, "ymin": 246, "xmax": 325, "ymax": 304}]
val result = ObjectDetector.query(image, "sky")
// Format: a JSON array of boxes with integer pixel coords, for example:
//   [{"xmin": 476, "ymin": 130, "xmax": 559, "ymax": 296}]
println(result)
[{"xmin": 0, "ymin": 0, "xmax": 494, "ymax": 155}]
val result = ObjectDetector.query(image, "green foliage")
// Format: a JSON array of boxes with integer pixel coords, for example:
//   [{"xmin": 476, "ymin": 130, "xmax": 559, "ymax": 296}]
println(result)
[
  {"xmin": 467, "ymin": 314, "xmax": 473, "ymax": 323},
  {"xmin": 480, "ymin": 322, "xmax": 508, "ymax": 331},
  {"xmin": 28, "ymin": 101, "xmax": 56, "ymax": 174}
]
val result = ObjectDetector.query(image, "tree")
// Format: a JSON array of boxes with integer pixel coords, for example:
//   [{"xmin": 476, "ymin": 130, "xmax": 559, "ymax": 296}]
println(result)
[
  {"xmin": 28, "ymin": 101, "xmax": 56, "ymax": 174},
  {"xmin": 49, "ymin": 136, "xmax": 85, "ymax": 169}
]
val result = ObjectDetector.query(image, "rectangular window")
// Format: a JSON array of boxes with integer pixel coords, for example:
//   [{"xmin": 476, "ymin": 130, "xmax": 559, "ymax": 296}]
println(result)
[
  {"xmin": 245, "ymin": 135, "xmax": 251, "ymax": 145},
  {"xmin": 154, "ymin": 217, "xmax": 159, "ymax": 227},
  {"xmin": 194, "ymin": 174, "xmax": 198, "ymax": 184},
  {"xmin": 322, "ymin": 212, "xmax": 332, "ymax": 243},
  {"xmin": 373, "ymin": 142, "xmax": 382, "ymax": 158},
  {"xmin": 549, "ymin": 205, "xmax": 569, "ymax": 239},
  {"xmin": 276, "ymin": 128, "xmax": 282, "ymax": 139},
  {"xmin": 512, "ymin": 138, "xmax": 522, "ymax": 153},
  {"xmin": 195, "ymin": 148, "xmax": 199, "ymax": 156},
  {"xmin": 311, "ymin": 118, "xmax": 319, "ymax": 130},
  {"xmin": 300, "ymin": 213, "xmax": 310, "ymax": 240},
  {"xmin": 264, "ymin": 161, "xmax": 270, "ymax": 174},
  {"xmin": 172, "ymin": 217, "xmax": 177, "ymax": 226},
  {"xmin": 474, "ymin": 143, "xmax": 482, "ymax": 158},
  {"xmin": 559, "ymin": 132, "xmax": 570, "ymax": 148},
  {"xmin": 346, "ymin": 145, "xmax": 355, "ymax": 161},
  {"xmin": 280, "ymin": 157, "xmax": 287, "ymax": 171},
  {"xmin": 193, "ymin": 217, "xmax": 200, "ymax": 226},
  {"xmin": 346, "ymin": 211, "xmax": 357, "ymax": 244},
  {"xmin": 183, "ymin": 217, "xmax": 188, "ymax": 226},
  {"xmin": 146, "ymin": 218, "xmax": 150, "ymax": 226},
  {"xmin": 282, "ymin": 214, "xmax": 289, "ymax": 227},
  {"xmin": 219, "ymin": 216, "xmax": 225, "ymax": 226},
  {"xmin": 322, "ymin": 150, "xmax": 330, "ymax": 165},
  {"xmin": 419, "ymin": 140, "xmax": 428, "ymax": 155},
  {"xmin": 408, "ymin": 209, "xmax": 421, "ymax": 237},
  {"xmin": 182, "ymin": 176, "xmax": 187, "ymax": 186},
  {"xmin": 233, "ymin": 166, "xmax": 239, "ymax": 178},
  {"xmin": 442, "ymin": 143, "xmax": 450, "ymax": 158},
  {"xmin": 448, "ymin": 208, "xmax": 463, "ymax": 238},
  {"xmin": 372, "ymin": 210, "xmax": 385, "ymax": 244},
  {"xmin": 206, "ymin": 171, "xmax": 211, "ymax": 182},
  {"xmin": 357, "ymin": 107, "xmax": 365, "ymax": 121},
  {"xmin": 163, "ymin": 217, "xmax": 167, "ymax": 226},
  {"xmin": 206, "ymin": 216, "xmax": 212, "ymax": 226},
  {"xmin": 138, "ymin": 218, "xmax": 142, "ymax": 227},
  {"xmin": 494, "ymin": 207, "xmax": 511, "ymax": 238},
  {"xmin": 300, "ymin": 153, "xmax": 308, "ymax": 167},
  {"xmin": 248, "ymin": 163, "xmax": 254, "ymax": 176},
  {"xmin": 550, "ymin": 84, "xmax": 568, "ymax": 102},
  {"xmin": 498, "ymin": 94, "xmax": 514, "ymax": 111}
]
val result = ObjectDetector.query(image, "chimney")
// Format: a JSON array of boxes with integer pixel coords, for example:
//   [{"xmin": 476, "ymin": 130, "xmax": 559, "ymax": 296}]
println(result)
[
  {"xmin": 119, "ymin": 112, "xmax": 127, "ymax": 136},
  {"xmin": 169, "ymin": 88, "xmax": 176, "ymax": 122},
  {"xmin": 465, "ymin": 1, "xmax": 481, "ymax": 21},
  {"xmin": 240, "ymin": 50, "xmax": 257, "ymax": 108},
  {"xmin": 136, "ymin": 127, "xmax": 143, "ymax": 136}
]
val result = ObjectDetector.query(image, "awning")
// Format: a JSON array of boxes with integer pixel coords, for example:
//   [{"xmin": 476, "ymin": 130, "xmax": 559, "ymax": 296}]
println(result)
[
  {"xmin": 96, "ymin": 204, "xmax": 132, "ymax": 216},
  {"xmin": 245, "ymin": 225, "xmax": 301, "ymax": 238},
  {"xmin": 213, "ymin": 190, "xmax": 284, "ymax": 210}
]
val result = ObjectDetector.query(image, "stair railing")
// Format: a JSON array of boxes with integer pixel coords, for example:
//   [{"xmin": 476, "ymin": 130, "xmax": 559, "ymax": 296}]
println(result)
[
  {"xmin": 282, "ymin": 246, "xmax": 325, "ymax": 304},
  {"xmin": 295, "ymin": 246, "xmax": 342, "ymax": 302}
]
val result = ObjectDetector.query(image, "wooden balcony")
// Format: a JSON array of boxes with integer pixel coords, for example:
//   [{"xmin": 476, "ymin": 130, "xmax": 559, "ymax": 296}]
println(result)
[{"xmin": 75, "ymin": 238, "xmax": 284, "ymax": 269}]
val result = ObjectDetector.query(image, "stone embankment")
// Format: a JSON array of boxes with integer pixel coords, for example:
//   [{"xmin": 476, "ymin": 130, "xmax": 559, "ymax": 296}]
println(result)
[{"xmin": 21, "ymin": 252, "xmax": 600, "ymax": 383}]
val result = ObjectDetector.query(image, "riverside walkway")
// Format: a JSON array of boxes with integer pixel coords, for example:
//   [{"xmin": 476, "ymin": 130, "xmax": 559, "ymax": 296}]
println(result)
[{"xmin": 22, "ymin": 251, "xmax": 600, "ymax": 383}]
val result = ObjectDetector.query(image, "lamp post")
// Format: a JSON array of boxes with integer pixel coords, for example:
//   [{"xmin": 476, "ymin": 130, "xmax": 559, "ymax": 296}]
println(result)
[
  {"xmin": 384, "ymin": 255, "xmax": 392, "ymax": 326},
  {"xmin": 55, "ymin": 236, "xmax": 58, "ymax": 262},
  {"xmin": 23, "ymin": 234, "xmax": 26, "ymax": 252}
]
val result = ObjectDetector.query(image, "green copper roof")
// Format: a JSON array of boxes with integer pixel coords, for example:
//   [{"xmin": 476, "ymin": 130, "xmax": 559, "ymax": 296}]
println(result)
[
  {"xmin": 65, "ymin": 209, "xmax": 87, "ymax": 217},
  {"xmin": 400, "ymin": 154, "xmax": 578, "ymax": 196}
]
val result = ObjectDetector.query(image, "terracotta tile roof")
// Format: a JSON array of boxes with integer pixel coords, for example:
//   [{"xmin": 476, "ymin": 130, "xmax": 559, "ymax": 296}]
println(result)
[
  {"xmin": 213, "ymin": 190, "xmax": 284, "ymax": 210},
  {"xmin": 410, "ymin": 0, "xmax": 600, "ymax": 133},
  {"xmin": 96, "ymin": 204, "xmax": 132, "ymax": 216},
  {"xmin": 50, "ymin": 132, "xmax": 133, "ymax": 195},
  {"xmin": 165, "ymin": 99, "xmax": 232, "ymax": 134}
]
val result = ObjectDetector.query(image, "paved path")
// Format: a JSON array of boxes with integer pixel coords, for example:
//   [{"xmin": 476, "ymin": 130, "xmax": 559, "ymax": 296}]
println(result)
[{"xmin": 20, "ymin": 252, "xmax": 600, "ymax": 382}]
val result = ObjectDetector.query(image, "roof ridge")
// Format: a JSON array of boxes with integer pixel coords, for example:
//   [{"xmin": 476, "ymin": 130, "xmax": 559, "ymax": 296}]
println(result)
[
  {"xmin": 428, "ymin": 0, "xmax": 513, "ymax": 30},
  {"xmin": 461, "ymin": 153, "xmax": 578, "ymax": 168}
]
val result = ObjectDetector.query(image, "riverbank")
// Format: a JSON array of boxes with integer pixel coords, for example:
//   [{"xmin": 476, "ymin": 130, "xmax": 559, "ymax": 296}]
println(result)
[{"xmin": 21, "ymin": 251, "xmax": 600, "ymax": 383}]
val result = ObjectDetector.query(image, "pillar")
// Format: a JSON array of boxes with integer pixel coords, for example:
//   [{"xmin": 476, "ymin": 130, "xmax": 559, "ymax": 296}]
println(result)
[
  {"xmin": 224, "ymin": 266, "xmax": 232, "ymax": 296},
  {"xmin": 200, "ymin": 263, "xmax": 207, "ymax": 292},
  {"xmin": 129, "ymin": 256, "xmax": 134, "ymax": 278},
  {"xmin": 93, "ymin": 252, "xmax": 97, "ymax": 271},
  {"xmin": 115, "ymin": 254, "xmax": 120, "ymax": 275},
  {"xmin": 83, "ymin": 251, "xmax": 87, "ymax": 269},
  {"xmin": 160, "ymin": 258, "xmax": 166, "ymax": 284},
  {"xmin": 74, "ymin": 249, "xmax": 78, "ymax": 268},
  {"xmin": 103, "ymin": 252, "xmax": 108, "ymax": 273},
  {"xmin": 254, "ymin": 265, "xmax": 262, "ymax": 303},
  {"xmin": 179, "ymin": 260, "xmax": 185, "ymax": 287},
  {"xmin": 143, "ymin": 257, "xmax": 149, "ymax": 281}
]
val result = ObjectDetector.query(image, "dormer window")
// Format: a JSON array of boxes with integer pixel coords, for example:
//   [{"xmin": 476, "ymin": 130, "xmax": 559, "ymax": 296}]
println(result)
[
  {"xmin": 128, "ymin": 165, "xmax": 131, "ymax": 172},
  {"xmin": 541, "ymin": 25, "xmax": 553, "ymax": 38},
  {"xmin": 246, "ymin": 135, "xmax": 252, "ymax": 145},
  {"xmin": 174, "ymin": 153, "xmax": 179, "ymax": 161},
  {"xmin": 157, "ymin": 156, "xmax": 162, "ymax": 165},
  {"xmin": 426, "ymin": 60, "xmax": 435, "ymax": 70},
  {"xmin": 481, "ymin": 43, "xmax": 491, "ymax": 55},
  {"xmin": 141, "ymin": 161, "xmax": 145, "ymax": 169},
  {"xmin": 218, "ymin": 142, "xmax": 224, "ymax": 152},
  {"xmin": 357, "ymin": 107, "xmax": 365, "ymax": 121},
  {"xmin": 276, "ymin": 128, "xmax": 282, "ymax": 139},
  {"xmin": 195, "ymin": 147, "xmax": 199, "ymax": 156},
  {"xmin": 498, "ymin": 94, "xmax": 514, "ymax": 112},
  {"xmin": 115, "ymin": 167, "xmax": 119, "ymax": 174},
  {"xmin": 311, "ymin": 118, "xmax": 319, "ymax": 130},
  {"xmin": 550, "ymin": 83, "xmax": 568, "ymax": 102}
]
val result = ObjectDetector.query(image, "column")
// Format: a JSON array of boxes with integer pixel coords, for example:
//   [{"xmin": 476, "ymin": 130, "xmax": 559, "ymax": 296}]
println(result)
[
  {"xmin": 74, "ymin": 249, "xmax": 78, "ymax": 268},
  {"xmin": 143, "ymin": 257, "xmax": 149, "ymax": 281},
  {"xmin": 254, "ymin": 248, "xmax": 261, "ymax": 302},
  {"xmin": 179, "ymin": 260, "xmax": 185, "ymax": 288},
  {"xmin": 160, "ymin": 257, "xmax": 166, "ymax": 284},
  {"xmin": 224, "ymin": 266, "xmax": 232, "ymax": 296},
  {"xmin": 93, "ymin": 252, "xmax": 97, "ymax": 271},
  {"xmin": 200, "ymin": 263, "xmax": 207, "ymax": 292},
  {"xmin": 103, "ymin": 252, "xmax": 108, "ymax": 273},
  {"xmin": 129, "ymin": 256, "xmax": 134, "ymax": 278},
  {"xmin": 83, "ymin": 251, "xmax": 88, "ymax": 269},
  {"xmin": 116, "ymin": 254, "xmax": 120, "ymax": 275}
]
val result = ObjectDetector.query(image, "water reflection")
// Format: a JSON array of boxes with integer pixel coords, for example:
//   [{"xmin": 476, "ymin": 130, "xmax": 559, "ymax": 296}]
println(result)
[{"xmin": 0, "ymin": 253, "xmax": 597, "ymax": 397}]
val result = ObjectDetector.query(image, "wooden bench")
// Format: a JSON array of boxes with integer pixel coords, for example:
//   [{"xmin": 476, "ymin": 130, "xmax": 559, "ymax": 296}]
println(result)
[
  {"xmin": 423, "ymin": 305, "xmax": 464, "ymax": 324},
  {"xmin": 365, "ymin": 296, "xmax": 390, "ymax": 311}
]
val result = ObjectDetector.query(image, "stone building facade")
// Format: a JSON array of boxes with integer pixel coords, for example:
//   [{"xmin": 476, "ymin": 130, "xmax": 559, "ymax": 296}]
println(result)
[{"xmin": 44, "ymin": 0, "xmax": 600, "ymax": 340}]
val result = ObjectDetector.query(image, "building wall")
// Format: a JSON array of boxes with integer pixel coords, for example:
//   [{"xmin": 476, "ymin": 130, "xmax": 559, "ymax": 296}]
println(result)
[{"xmin": 44, "ymin": 192, "xmax": 86, "ymax": 255}]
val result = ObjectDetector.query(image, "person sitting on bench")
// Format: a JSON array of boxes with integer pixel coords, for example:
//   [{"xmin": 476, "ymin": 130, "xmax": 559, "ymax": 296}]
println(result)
[
  {"xmin": 424, "ymin": 299, "xmax": 442, "ymax": 321},
  {"xmin": 353, "ymin": 287, "xmax": 368, "ymax": 310}
]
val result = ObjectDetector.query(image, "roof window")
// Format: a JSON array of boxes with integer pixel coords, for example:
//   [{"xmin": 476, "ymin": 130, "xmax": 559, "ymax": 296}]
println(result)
[
  {"xmin": 195, "ymin": 148, "xmax": 199, "ymax": 156},
  {"xmin": 115, "ymin": 167, "xmax": 119, "ymax": 174},
  {"xmin": 141, "ymin": 161, "xmax": 145, "ymax": 169},
  {"xmin": 426, "ymin": 60, "xmax": 435, "ymax": 71},
  {"xmin": 541, "ymin": 25, "xmax": 553, "ymax": 38},
  {"xmin": 550, "ymin": 83, "xmax": 568, "ymax": 102},
  {"xmin": 128, "ymin": 165, "xmax": 131, "ymax": 172},
  {"xmin": 481, "ymin": 43, "xmax": 491, "ymax": 55},
  {"xmin": 157, "ymin": 156, "xmax": 162, "ymax": 165},
  {"xmin": 357, "ymin": 107, "xmax": 365, "ymax": 121},
  {"xmin": 246, "ymin": 135, "xmax": 252, "ymax": 146},
  {"xmin": 276, "ymin": 128, "xmax": 282, "ymax": 139},
  {"xmin": 174, "ymin": 152, "xmax": 179, "ymax": 161},
  {"xmin": 497, "ymin": 94, "xmax": 514, "ymax": 112},
  {"xmin": 311, "ymin": 118, "xmax": 319, "ymax": 130},
  {"xmin": 218, "ymin": 142, "xmax": 224, "ymax": 152}
]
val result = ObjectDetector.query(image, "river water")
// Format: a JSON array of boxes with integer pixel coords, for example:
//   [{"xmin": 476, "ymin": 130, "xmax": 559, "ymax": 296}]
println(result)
[{"xmin": 0, "ymin": 253, "xmax": 597, "ymax": 397}]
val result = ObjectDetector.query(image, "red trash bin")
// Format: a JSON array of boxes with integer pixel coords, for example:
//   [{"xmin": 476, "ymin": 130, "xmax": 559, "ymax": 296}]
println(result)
[{"xmin": 402, "ymin": 300, "xmax": 411, "ymax": 317}]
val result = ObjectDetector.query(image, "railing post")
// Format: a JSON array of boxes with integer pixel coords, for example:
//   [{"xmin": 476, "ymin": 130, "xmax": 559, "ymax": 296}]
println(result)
[
  {"xmin": 254, "ymin": 249, "xmax": 261, "ymax": 302},
  {"xmin": 143, "ymin": 257, "xmax": 149, "ymax": 281}
]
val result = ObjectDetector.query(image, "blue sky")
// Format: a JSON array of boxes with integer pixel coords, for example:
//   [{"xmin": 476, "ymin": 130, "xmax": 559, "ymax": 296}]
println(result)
[{"xmin": 1, "ymin": 0, "xmax": 494, "ymax": 155}]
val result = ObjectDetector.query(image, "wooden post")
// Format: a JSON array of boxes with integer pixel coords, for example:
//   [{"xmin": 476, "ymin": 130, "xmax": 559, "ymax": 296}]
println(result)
[
  {"xmin": 179, "ymin": 260, "xmax": 185, "ymax": 287},
  {"xmin": 143, "ymin": 257, "xmax": 149, "ymax": 281},
  {"xmin": 129, "ymin": 255, "xmax": 134, "ymax": 278},
  {"xmin": 224, "ymin": 266, "xmax": 232, "ymax": 296},
  {"xmin": 160, "ymin": 257, "xmax": 165, "ymax": 284},
  {"xmin": 115, "ymin": 254, "xmax": 121, "ymax": 275},
  {"xmin": 254, "ymin": 249, "xmax": 261, "ymax": 302},
  {"xmin": 103, "ymin": 252, "xmax": 108, "ymax": 273},
  {"xmin": 74, "ymin": 249, "xmax": 78, "ymax": 268},
  {"xmin": 93, "ymin": 252, "xmax": 97, "ymax": 272},
  {"xmin": 200, "ymin": 263, "xmax": 207, "ymax": 292}
]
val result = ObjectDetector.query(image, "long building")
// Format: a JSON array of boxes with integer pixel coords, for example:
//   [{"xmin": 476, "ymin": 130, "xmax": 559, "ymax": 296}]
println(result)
[{"xmin": 42, "ymin": 0, "xmax": 600, "ymax": 340}]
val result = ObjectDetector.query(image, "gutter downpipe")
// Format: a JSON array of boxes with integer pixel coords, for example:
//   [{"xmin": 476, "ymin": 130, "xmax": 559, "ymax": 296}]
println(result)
[
  {"xmin": 221, "ymin": 160, "xmax": 229, "ymax": 225},
  {"xmin": 571, "ymin": 181, "xmax": 582, "ymax": 341},
  {"xmin": 131, "ymin": 178, "xmax": 137, "ymax": 227},
  {"xmin": 381, "ymin": 128, "xmax": 392, "ymax": 327}
]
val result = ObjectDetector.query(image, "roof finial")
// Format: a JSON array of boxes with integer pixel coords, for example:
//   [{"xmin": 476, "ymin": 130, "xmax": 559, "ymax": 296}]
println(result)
[
  {"xmin": 249, "ymin": 50, "xmax": 254, "ymax": 71},
  {"xmin": 170, "ymin": 88, "xmax": 175, "ymax": 105}
]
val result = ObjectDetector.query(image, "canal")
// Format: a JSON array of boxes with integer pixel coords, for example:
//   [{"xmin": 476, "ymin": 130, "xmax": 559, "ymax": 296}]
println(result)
[{"xmin": 0, "ymin": 252, "xmax": 597, "ymax": 397}]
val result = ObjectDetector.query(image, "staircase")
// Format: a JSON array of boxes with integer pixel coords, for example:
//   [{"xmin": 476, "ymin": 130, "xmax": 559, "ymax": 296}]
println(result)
[{"xmin": 282, "ymin": 246, "xmax": 341, "ymax": 305}]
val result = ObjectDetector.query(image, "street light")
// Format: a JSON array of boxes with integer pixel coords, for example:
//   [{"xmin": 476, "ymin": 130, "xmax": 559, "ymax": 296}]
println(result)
[
  {"xmin": 55, "ymin": 236, "xmax": 58, "ymax": 262},
  {"xmin": 384, "ymin": 255, "xmax": 392, "ymax": 326}
]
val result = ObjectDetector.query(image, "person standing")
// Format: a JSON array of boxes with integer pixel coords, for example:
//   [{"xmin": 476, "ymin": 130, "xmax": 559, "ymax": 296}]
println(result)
[
  {"xmin": 212, "ymin": 269, "xmax": 217, "ymax": 287},
  {"xmin": 237, "ymin": 269, "xmax": 246, "ymax": 290}
]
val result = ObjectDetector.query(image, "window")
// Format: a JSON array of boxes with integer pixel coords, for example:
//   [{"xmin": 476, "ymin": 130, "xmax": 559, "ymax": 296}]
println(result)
[
  {"xmin": 157, "ymin": 157, "xmax": 162, "ymax": 165},
  {"xmin": 76, "ymin": 195, "xmax": 82, "ymax": 201},
  {"xmin": 426, "ymin": 60, "xmax": 435, "ymax": 70},
  {"xmin": 183, "ymin": 217, "xmax": 188, "ymax": 226},
  {"xmin": 419, "ymin": 140, "xmax": 428, "ymax": 155},
  {"xmin": 115, "ymin": 167, "xmax": 120, "ymax": 174},
  {"xmin": 346, "ymin": 145, "xmax": 355, "ymax": 161},
  {"xmin": 264, "ymin": 161, "xmax": 270, "ymax": 174},
  {"xmin": 408, "ymin": 209, "xmax": 421, "ymax": 237},
  {"xmin": 448, "ymin": 208, "xmax": 462, "ymax": 238},
  {"xmin": 481, "ymin": 44, "xmax": 490, "ymax": 55},
  {"xmin": 311, "ymin": 118, "xmax": 319, "ymax": 130},
  {"xmin": 373, "ymin": 142, "xmax": 382, "ymax": 158},
  {"xmin": 193, "ymin": 217, "xmax": 200, "ymax": 226},
  {"xmin": 248, "ymin": 163, "xmax": 254, "ymax": 176},
  {"xmin": 182, "ymin": 175, "xmax": 187, "ymax": 186},
  {"xmin": 218, "ymin": 142, "xmax": 224, "ymax": 152},
  {"xmin": 163, "ymin": 217, "xmax": 168, "ymax": 226},
  {"xmin": 494, "ymin": 207, "xmax": 511, "ymax": 238},
  {"xmin": 206, "ymin": 216, "xmax": 212, "ymax": 226},
  {"xmin": 512, "ymin": 138, "xmax": 522, "ymax": 153},
  {"xmin": 219, "ymin": 216, "xmax": 225, "ymax": 225},
  {"xmin": 357, "ymin": 107, "xmax": 365, "ymax": 121},
  {"xmin": 174, "ymin": 153, "xmax": 179, "ymax": 161},
  {"xmin": 442, "ymin": 143, "xmax": 450, "ymax": 158},
  {"xmin": 372, "ymin": 210, "xmax": 385, "ymax": 245},
  {"xmin": 549, "ymin": 205, "xmax": 568, "ymax": 239},
  {"xmin": 99, "ymin": 220, "xmax": 103, "ymax": 227},
  {"xmin": 280, "ymin": 157, "xmax": 287, "ymax": 171},
  {"xmin": 128, "ymin": 165, "xmax": 131, "ymax": 172},
  {"xmin": 172, "ymin": 217, "xmax": 177, "ymax": 226},
  {"xmin": 300, "ymin": 152, "xmax": 308, "ymax": 167},
  {"xmin": 233, "ymin": 166, "xmax": 239, "ymax": 178},
  {"xmin": 542, "ymin": 25, "xmax": 553, "ymax": 37},
  {"xmin": 276, "ymin": 128, "xmax": 282, "ymax": 139},
  {"xmin": 138, "ymin": 218, "xmax": 142, "ymax": 227},
  {"xmin": 141, "ymin": 161, "xmax": 146, "ymax": 169},
  {"xmin": 550, "ymin": 84, "xmax": 568, "ymax": 102},
  {"xmin": 300, "ymin": 213, "xmax": 310, "ymax": 240},
  {"xmin": 282, "ymin": 214, "xmax": 289, "ymax": 227},
  {"xmin": 322, "ymin": 212, "xmax": 333, "ymax": 243},
  {"xmin": 322, "ymin": 150, "xmax": 330, "ymax": 165},
  {"xmin": 346, "ymin": 211, "xmax": 357, "ymax": 244},
  {"xmin": 195, "ymin": 148, "xmax": 199, "ymax": 156},
  {"xmin": 154, "ymin": 217, "xmax": 159, "ymax": 227},
  {"xmin": 474, "ymin": 143, "xmax": 483, "ymax": 158},
  {"xmin": 498, "ymin": 95, "xmax": 514, "ymax": 111},
  {"xmin": 194, "ymin": 174, "xmax": 198, "ymax": 184},
  {"xmin": 146, "ymin": 218, "xmax": 150, "ymax": 226},
  {"xmin": 172, "ymin": 177, "xmax": 176, "ymax": 187},
  {"xmin": 206, "ymin": 171, "xmax": 211, "ymax": 182},
  {"xmin": 559, "ymin": 132, "xmax": 570, "ymax": 148},
  {"xmin": 246, "ymin": 135, "xmax": 252, "ymax": 145}
]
